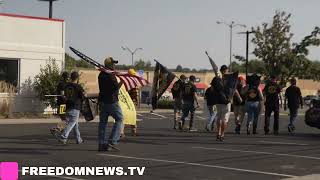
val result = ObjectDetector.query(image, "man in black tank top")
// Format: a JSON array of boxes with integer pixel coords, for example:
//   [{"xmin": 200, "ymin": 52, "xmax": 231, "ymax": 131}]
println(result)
[
  {"xmin": 245, "ymin": 83, "xmax": 263, "ymax": 135},
  {"xmin": 263, "ymin": 76, "xmax": 282, "ymax": 135}
]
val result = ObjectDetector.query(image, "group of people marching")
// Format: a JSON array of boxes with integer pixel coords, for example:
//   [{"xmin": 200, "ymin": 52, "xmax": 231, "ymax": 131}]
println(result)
[
  {"xmin": 51, "ymin": 57, "xmax": 140, "ymax": 151},
  {"xmin": 171, "ymin": 65, "xmax": 304, "ymax": 141}
]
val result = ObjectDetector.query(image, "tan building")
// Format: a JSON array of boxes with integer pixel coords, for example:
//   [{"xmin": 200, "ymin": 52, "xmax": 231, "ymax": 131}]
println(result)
[{"xmin": 80, "ymin": 69, "xmax": 320, "ymax": 97}]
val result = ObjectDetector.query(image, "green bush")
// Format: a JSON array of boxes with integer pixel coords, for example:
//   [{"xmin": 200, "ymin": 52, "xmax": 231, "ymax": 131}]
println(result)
[
  {"xmin": 157, "ymin": 99, "xmax": 174, "ymax": 109},
  {"xmin": 33, "ymin": 59, "xmax": 61, "ymax": 108}
]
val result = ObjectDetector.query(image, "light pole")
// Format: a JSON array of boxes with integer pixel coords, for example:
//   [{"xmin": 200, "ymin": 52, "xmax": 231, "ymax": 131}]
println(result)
[
  {"xmin": 0, "ymin": 0, "xmax": 4, "ymax": 12},
  {"xmin": 238, "ymin": 30, "xmax": 255, "ymax": 77},
  {"xmin": 38, "ymin": 0, "xmax": 59, "ymax": 18},
  {"xmin": 121, "ymin": 46, "xmax": 143, "ymax": 67},
  {"xmin": 217, "ymin": 21, "xmax": 246, "ymax": 71}
]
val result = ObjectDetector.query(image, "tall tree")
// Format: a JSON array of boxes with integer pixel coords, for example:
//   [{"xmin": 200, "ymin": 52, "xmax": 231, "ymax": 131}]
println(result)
[{"xmin": 252, "ymin": 11, "xmax": 320, "ymax": 86}]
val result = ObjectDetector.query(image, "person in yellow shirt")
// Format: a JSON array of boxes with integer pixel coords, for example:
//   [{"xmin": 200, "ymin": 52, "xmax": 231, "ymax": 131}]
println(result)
[{"xmin": 120, "ymin": 69, "xmax": 139, "ymax": 137}]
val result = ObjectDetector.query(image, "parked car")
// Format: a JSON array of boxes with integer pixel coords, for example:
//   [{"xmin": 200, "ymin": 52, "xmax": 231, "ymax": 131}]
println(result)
[
  {"xmin": 304, "ymin": 95, "xmax": 317, "ymax": 105},
  {"xmin": 305, "ymin": 99, "xmax": 320, "ymax": 129}
]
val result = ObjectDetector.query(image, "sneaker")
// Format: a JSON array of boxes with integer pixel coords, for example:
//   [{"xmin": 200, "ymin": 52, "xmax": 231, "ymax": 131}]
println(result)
[
  {"xmin": 235, "ymin": 125, "xmax": 241, "ymax": 134},
  {"xmin": 107, "ymin": 143, "xmax": 120, "ymax": 151},
  {"xmin": 55, "ymin": 134, "xmax": 67, "ymax": 144},
  {"xmin": 219, "ymin": 136, "xmax": 225, "ymax": 142},
  {"xmin": 98, "ymin": 144, "xmax": 109, "ymax": 151},
  {"xmin": 211, "ymin": 124, "xmax": 215, "ymax": 132},
  {"xmin": 205, "ymin": 125, "xmax": 210, "ymax": 132},
  {"xmin": 189, "ymin": 128, "xmax": 197, "ymax": 132},
  {"xmin": 246, "ymin": 128, "xmax": 251, "ymax": 135},
  {"xmin": 216, "ymin": 135, "xmax": 221, "ymax": 141},
  {"xmin": 178, "ymin": 121, "xmax": 183, "ymax": 131},
  {"xmin": 76, "ymin": 139, "xmax": 84, "ymax": 144}
]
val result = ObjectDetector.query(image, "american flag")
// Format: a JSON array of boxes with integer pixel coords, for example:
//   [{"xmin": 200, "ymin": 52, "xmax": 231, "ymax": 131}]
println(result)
[
  {"xmin": 70, "ymin": 47, "xmax": 149, "ymax": 91},
  {"xmin": 98, "ymin": 68, "xmax": 148, "ymax": 91}
]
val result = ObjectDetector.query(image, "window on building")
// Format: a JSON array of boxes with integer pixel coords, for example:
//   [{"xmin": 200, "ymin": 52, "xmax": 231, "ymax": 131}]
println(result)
[{"xmin": 0, "ymin": 59, "xmax": 19, "ymax": 88}]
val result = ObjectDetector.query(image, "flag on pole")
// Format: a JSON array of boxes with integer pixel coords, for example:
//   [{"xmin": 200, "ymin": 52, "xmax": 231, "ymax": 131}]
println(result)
[
  {"xmin": 70, "ymin": 47, "xmax": 148, "ymax": 91},
  {"xmin": 205, "ymin": 51, "xmax": 219, "ymax": 77},
  {"xmin": 151, "ymin": 60, "xmax": 176, "ymax": 107}
]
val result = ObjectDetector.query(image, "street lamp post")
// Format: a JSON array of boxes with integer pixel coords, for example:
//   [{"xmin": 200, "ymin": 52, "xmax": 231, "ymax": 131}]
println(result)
[
  {"xmin": 0, "ymin": 0, "xmax": 4, "ymax": 12},
  {"xmin": 217, "ymin": 21, "xmax": 246, "ymax": 71},
  {"xmin": 238, "ymin": 30, "xmax": 255, "ymax": 77},
  {"xmin": 38, "ymin": 0, "xmax": 59, "ymax": 18},
  {"xmin": 121, "ymin": 46, "xmax": 143, "ymax": 67}
]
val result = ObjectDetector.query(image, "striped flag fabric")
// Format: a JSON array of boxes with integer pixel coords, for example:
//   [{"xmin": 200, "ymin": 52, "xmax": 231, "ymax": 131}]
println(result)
[
  {"xmin": 70, "ymin": 46, "xmax": 149, "ymax": 91},
  {"xmin": 112, "ymin": 71, "xmax": 148, "ymax": 91}
]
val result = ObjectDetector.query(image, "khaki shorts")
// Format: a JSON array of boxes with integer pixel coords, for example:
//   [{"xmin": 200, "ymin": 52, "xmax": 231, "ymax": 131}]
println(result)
[{"xmin": 216, "ymin": 103, "xmax": 231, "ymax": 123}]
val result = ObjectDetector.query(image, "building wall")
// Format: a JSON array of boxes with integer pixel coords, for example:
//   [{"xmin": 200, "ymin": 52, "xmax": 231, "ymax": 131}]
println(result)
[
  {"xmin": 0, "ymin": 14, "xmax": 65, "ymax": 113},
  {"xmin": 80, "ymin": 69, "xmax": 320, "ymax": 97}
]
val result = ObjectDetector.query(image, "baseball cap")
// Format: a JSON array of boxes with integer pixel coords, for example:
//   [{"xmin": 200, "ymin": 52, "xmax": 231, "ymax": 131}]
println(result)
[
  {"xmin": 220, "ymin": 65, "xmax": 228, "ymax": 72},
  {"xmin": 104, "ymin": 57, "xmax": 118, "ymax": 66}
]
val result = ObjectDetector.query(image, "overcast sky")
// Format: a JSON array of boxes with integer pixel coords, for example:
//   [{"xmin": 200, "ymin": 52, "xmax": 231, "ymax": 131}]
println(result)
[{"xmin": 2, "ymin": 0, "xmax": 320, "ymax": 69}]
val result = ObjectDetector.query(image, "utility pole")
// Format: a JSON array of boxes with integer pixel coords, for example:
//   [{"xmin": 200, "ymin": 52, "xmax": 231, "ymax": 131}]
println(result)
[
  {"xmin": 217, "ymin": 20, "xmax": 246, "ymax": 71},
  {"xmin": 121, "ymin": 46, "xmax": 143, "ymax": 67},
  {"xmin": 39, "ymin": 0, "xmax": 59, "ymax": 18},
  {"xmin": 238, "ymin": 30, "xmax": 255, "ymax": 77}
]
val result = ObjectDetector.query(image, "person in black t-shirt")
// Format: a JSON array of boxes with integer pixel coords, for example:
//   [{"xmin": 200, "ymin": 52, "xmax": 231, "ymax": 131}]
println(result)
[
  {"xmin": 56, "ymin": 71, "xmax": 69, "ymax": 118},
  {"xmin": 98, "ymin": 57, "xmax": 123, "ymax": 152},
  {"xmin": 50, "ymin": 71, "xmax": 69, "ymax": 135},
  {"xmin": 179, "ymin": 75, "xmax": 199, "ymax": 131},
  {"xmin": 171, "ymin": 74, "xmax": 187, "ymax": 129},
  {"xmin": 53, "ymin": 71, "xmax": 85, "ymax": 144},
  {"xmin": 263, "ymin": 76, "xmax": 282, "ymax": 135},
  {"xmin": 233, "ymin": 76, "xmax": 247, "ymax": 134},
  {"xmin": 204, "ymin": 83, "xmax": 217, "ymax": 132},
  {"xmin": 284, "ymin": 78, "xmax": 303, "ymax": 133}
]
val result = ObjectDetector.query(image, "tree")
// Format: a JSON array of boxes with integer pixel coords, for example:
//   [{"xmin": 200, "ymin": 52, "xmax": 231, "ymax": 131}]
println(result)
[
  {"xmin": 175, "ymin": 65, "xmax": 183, "ymax": 72},
  {"xmin": 33, "ymin": 59, "xmax": 61, "ymax": 108},
  {"xmin": 65, "ymin": 53, "xmax": 94, "ymax": 70},
  {"xmin": 252, "ymin": 11, "xmax": 320, "ymax": 86}
]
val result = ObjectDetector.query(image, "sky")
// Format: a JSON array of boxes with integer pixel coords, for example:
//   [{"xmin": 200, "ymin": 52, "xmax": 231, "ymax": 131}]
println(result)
[{"xmin": 2, "ymin": 0, "xmax": 320, "ymax": 69}]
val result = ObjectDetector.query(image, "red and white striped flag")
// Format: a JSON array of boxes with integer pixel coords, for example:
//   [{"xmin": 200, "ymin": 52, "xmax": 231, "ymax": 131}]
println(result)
[
  {"xmin": 70, "ymin": 46, "xmax": 149, "ymax": 91},
  {"xmin": 117, "ymin": 73, "xmax": 149, "ymax": 91}
]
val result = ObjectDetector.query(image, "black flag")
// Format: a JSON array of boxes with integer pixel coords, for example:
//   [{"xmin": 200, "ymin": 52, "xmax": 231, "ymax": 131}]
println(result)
[{"xmin": 151, "ymin": 60, "xmax": 176, "ymax": 108}]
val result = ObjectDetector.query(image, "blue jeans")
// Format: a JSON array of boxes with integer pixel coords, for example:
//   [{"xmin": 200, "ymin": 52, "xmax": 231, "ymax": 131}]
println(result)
[
  {"xmin": 206, "ymin": 105, "xmax": 217, "ymax": 128},
  {"xmin": 180, "ymin": 102, "xmax": 195, "ymax": 128},
  {"xmin": 289, "ymin": 107, "xmax": 298, "ymax": 126},
  {"xmin": 99, "ymin": 102, "xmax": 123, "ymax": 145},
  {"xmin": 61, "ymin": 109, "xmax": 82, "ymax": 142},
  {"xmin": 245, "ymin": 101, "xmax": 260, "ymax": 129}
]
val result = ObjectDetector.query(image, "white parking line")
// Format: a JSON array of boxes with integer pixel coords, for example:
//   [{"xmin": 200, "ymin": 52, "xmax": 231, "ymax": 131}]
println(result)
[
  {"xmin": 259, "ymin": 141, "xmax": 309, "ymax": 146},
  {"xmin": 196, "ymin": 116, "xmax": 206, "ymax": 120},
  {"xmin": 98, "ymin": 154, "xmax": 296, "ymax": 178},
  {"xmin": 150, "ymin": 113, "xmax": 166, "ymax": 118},
  {"xmin": 192, "ymin": 147, "xmax": 320, "ymax": 160},
  {"xmin": 137, "ymin": 113, "xmax": 143, "ymax": 117}
]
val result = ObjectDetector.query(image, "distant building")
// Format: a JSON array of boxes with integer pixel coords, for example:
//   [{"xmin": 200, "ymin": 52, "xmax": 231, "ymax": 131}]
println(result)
[
  {"xmin": 80, "ymin": 69, "xmax": 320, "ymax": 99},
  {"xmin": 0, "ymin": 13, "xmax": 65, "ymax": 113}
]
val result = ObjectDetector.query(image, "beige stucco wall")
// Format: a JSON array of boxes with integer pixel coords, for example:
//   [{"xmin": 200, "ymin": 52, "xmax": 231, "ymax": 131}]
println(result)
[
  {"xmin": 80, "ymin": 69, "xmax": 320, "ymax": 97},
  {"xmin": 0, "ymin": 14, "xmax": 65, "ymax": 113}
]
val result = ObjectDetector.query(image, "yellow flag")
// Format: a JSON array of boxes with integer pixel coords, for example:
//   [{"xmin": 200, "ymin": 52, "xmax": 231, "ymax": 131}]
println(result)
[{"xmin": 118, "ymin": 86, "xmax": 137, "ymax": 125}]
